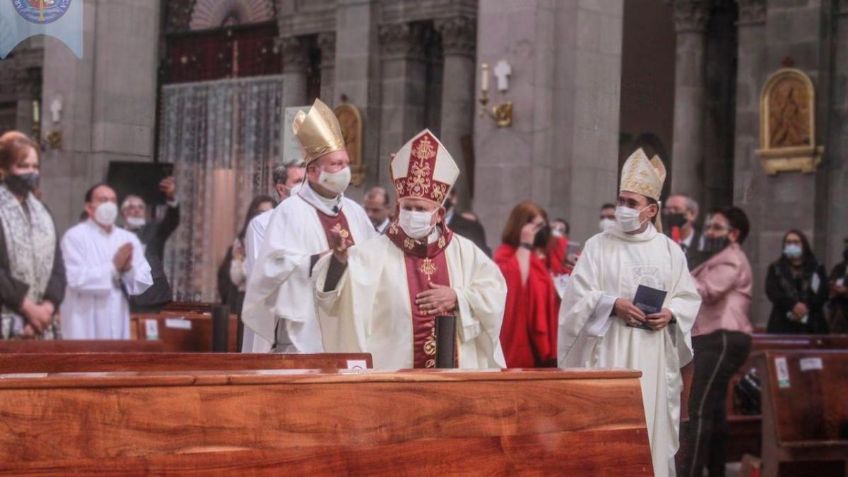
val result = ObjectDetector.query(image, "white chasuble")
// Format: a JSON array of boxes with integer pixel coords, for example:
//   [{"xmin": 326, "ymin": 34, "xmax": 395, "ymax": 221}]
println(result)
[
  {"xmin": 313, "ymin": 227, "xmax": 507, "ymax": 370},
  {"xmin": 241, "ymin": 183, "xmax": 375, "ymax": 353},
  {"xmin": 60, "ymin": 220, "xmax": 153, "ymax": 339},
  {"xmin": 558, "ymin": 224, "xmax": 701, "ymax": 477}
]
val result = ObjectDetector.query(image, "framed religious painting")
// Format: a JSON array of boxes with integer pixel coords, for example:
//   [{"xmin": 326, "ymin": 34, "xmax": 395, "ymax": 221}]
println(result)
[
  {"xmin": 755, "ymin": 67, "xmax": 824, "ymax": 174},
  {"xmin": 334, "ymin": 103, "xmax": 366, "ymax": 186}
]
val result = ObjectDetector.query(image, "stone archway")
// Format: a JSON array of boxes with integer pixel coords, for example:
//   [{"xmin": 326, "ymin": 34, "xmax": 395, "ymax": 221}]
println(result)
[{"xmin": 189, "ymin": 0, "xmax": 275, "ymax": 30}]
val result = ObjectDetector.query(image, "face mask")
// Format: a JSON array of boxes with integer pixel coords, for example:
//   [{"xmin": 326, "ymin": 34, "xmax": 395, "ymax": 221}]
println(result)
[
  {"xmin": 599, "ymin": 218, "xmax": 616, "ymax": 232},
  {"xmin": 784, "ymin": 244, "xmax": 803, "ymax": 260},
  {"xmin": 664, "ymin": 212, "xmax": 687, "ymax": 229},
  {"xmin": 318, "ymin": 167, "xmax": 351, "ymax": 195},
  {"xmin": 5, "ymin": 172, "xmax": 39, "ymax": 195},
  {"xmin": 94, "ymin": 202, "xmax": 118, "ymax": 227},
  {"xmin": 615, "ymin": 206, "xmax": 648, "ymax": 233},
  {"xmin": 701, "ymin": 236, "xmax": 729, "ymax": 255},
  {"xmin": 398, "ymin": 209, "xmax": 435, "ymax": 239},
  {"xmin": 533, "ymin": 225, "xmax": 551, "ymax": 248},
  {"xmin": 125, "ymin": 216, "xmax": 146, "ymax": 229}
]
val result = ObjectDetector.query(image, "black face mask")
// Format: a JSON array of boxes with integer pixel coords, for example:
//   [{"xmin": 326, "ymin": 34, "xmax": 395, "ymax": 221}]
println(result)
[
  {"xmin": 701, "ymin": 236, "xmax": 729, "ymax": 256},
  {"xmin": 663, "ymin": 212, "xmax": 687, "ymax": 229},
  {"xmin": 533, "ymin": 225, "xmax": 551, "ymax": 249},
  {"xmin": 5, "ymin": 172, "xmax": 39, "ymax": 196}
]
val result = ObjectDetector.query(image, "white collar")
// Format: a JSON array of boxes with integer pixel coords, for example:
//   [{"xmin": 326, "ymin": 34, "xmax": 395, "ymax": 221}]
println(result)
[
  {"xmin": 298, "ymin": 181, "xmax": 343, "ymax": 216},
  {"xmin": 377, "ymin": 218, "xmax": 390, "ymax": 233},
  {"xmin": 681, "ymin": 228, "xmax": 695, "ymax": 248}
]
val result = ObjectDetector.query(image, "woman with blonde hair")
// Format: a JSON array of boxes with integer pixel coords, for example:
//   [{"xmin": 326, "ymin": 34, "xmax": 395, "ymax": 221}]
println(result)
[{"xmin": 0, "ymin": 131, "xmax": 65, "ymax": 339}]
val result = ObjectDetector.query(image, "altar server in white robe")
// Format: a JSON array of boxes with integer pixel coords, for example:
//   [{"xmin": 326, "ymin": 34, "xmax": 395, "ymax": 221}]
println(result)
[
  {"xmin": 314, "ymin": 129, "xmax": 507, "ymax": 369},
  {"xmin": 61, "ymin": 184, "xmax": 153, "ymax": 339},
  {"xmin": 558, "ymin": 149, "xmax": 702, "ymax": 477},
  {"xmin": 241, "ymin": 98, "xmax": 375, "ymax": 353}
]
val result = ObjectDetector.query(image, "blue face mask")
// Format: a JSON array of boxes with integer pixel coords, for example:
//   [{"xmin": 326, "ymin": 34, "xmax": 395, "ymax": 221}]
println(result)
[{"xmin": 784, "ymin": 244, "xmax": 803, "ymax": 260}]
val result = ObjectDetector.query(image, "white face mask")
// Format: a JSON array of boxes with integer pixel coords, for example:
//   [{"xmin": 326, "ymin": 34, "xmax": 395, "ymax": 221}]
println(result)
[
  {"xmin": 318, "ymin": 167, "xmax": 351, "ymax": 195},
  {"xmin": 615, "ymin": 205, "xmax": 648, "ymax": 233},
  {"xmin": 94, "ymin": 202, "xmax": 118, "ymax": 227},
  {"xmin": 125, "ymin": 216, "xmax": 146, "ymax": 229},
  {"xmin": 599, "ymin": 218, "xmax": 616, "ymax": 232},
  {"xmin": 398, "ymin": 209, "xmax": 436, "ymax": 239}
]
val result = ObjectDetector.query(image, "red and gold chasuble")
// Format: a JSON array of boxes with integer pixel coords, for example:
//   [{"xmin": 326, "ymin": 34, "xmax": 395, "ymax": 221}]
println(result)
[
  {"xmin": 315, "ymin": 209, "xmax": 354, "ymax": 249},
  {"xmin": 387, "ymin": 221, "xmax": 455, "ymax": 368}
]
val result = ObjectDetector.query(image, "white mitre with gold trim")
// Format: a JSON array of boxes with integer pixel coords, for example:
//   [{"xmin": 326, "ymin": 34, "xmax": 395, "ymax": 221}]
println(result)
[{"xmin": 619, "ymin": 148, "xmax": 667, "ymax": 201}]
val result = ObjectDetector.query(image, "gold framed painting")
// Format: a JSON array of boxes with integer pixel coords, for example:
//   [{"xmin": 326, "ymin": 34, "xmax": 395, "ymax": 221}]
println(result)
[
  {"xmin": 334, "ymin": 103, "xmax": 366, "ymax": 186},
  {"xmin": 756, "ymin": 68, "xmax": 823, "ymax": 174}
]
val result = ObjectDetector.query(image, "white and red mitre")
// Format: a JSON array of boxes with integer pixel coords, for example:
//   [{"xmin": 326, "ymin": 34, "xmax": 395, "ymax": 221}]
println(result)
[{"xmin": 390, "ymin": 129, "xmax": 460, "ymax": 206}]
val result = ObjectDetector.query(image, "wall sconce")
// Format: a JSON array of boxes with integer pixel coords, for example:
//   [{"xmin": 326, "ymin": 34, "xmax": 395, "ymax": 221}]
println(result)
[
  {"xmin": 46, "ymin": 97, "xmax": 63, "ymax": 150},
  {"xmin": 479, "ymin": 60, "xmax": 513, "ymax": 128}
]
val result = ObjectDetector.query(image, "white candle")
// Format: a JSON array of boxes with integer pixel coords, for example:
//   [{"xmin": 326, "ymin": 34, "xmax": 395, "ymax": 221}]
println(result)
[
  {"xmin": 481, "ymin": 63, "xmax": 489, "ymax": 93},
  {"xmin": 32, "ymin": 101, "xmax": 39, "ymax": 123}
]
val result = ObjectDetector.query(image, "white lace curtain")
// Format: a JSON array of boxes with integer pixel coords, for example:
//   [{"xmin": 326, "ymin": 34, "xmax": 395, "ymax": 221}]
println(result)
[{"xmin": 158, "ymin": 75, "xmax": 284, "ymax": 302}]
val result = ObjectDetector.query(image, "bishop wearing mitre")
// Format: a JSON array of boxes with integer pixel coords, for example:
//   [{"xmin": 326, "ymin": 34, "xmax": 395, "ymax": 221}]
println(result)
[
  {"xmin": 241, "ymin": 99, "xmax": 376, "ymax": 353},
  {"xmin": 557, "ymin": 149, "xmax": 702, "ymax": 477},
  {"xmin": 313, "ymin": 129, "xmax": 507, "ymax": 369}
]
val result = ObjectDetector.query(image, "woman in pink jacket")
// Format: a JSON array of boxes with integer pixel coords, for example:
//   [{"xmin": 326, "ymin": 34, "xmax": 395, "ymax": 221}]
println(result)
[{"xmin": 680, "ymin": 207, "xmax": 753, "ymax": 477}]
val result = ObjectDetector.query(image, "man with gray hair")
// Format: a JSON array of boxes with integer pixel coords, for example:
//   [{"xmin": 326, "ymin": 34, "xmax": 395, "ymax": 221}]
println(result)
[{"xmin": 663, "ymin": 193, "xmax": 702, "ymax": 268}]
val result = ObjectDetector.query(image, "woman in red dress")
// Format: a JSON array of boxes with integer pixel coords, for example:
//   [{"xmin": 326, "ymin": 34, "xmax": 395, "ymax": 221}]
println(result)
[{"xmin": 494, "ymin": 201, "xmax": 562, "ymax": 368}]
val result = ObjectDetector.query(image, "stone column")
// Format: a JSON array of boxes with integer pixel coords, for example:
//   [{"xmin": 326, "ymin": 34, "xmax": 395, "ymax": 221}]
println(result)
[
  {"xmin": 334, "ymin": 0, "xmax": 381, "ymax": 200},
  {"xmin": 279, "ymin": 36, "xmax": 309, "ymax": 108},
  {"xmin": 732, "ymin": 0, "xmax": 768, "ymax": 325},
  {"xmin": 670, "ymin": 0, "xmax": 710, "ymax": 203},
  {"xmin": 377, "ymin": 22, "xmax": 428, "ymax": 191},
  {"xmin": 317, "ymin": 32, "xmax": 336, "ymax": 103},
  {"xmin": 474, "ymin": 1, "xmax": 623, "ymax": 246},
  {"xmin": 435, "ymin": 16, "xmax": 476, "ymax": 204}
]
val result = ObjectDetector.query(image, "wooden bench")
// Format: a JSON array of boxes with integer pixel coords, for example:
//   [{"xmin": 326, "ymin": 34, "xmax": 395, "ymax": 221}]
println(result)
[
  {"xmin": 0, "ymin": 369, "xmax": 653, "ymax": 476},
  {"xmin": 681, "ymin": 334, "xmax": 848, "ymax": 463},
  {"xmin": 0, "ymin": 352, "xmax": 373, "ymax": 374},
  {"xmin": 132, "ymin": 312, "xmax": 239, "ymax": 352},
  {"xmin": 0, "ymin": 340, "xmax": 165, "ymax": 353}
]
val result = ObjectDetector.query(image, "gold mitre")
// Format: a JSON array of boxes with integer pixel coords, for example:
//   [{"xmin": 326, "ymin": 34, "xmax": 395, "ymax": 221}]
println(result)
[
  {"xmin": 291, "ymin": 98, "xmax": 346, "ymax": 164},
  {"xmin": 619, "ymin": 148, "xmax": 667, "ymax": 202}
]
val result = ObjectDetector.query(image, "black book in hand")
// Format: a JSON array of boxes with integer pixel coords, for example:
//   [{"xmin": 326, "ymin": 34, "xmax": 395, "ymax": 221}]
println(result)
[{"xmin": 629, "ymin": 285, "xmax": 668, "ymax": 331}]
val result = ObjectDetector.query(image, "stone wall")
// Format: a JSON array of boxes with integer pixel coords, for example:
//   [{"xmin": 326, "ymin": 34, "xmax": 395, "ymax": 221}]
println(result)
[
  {"xmin": 40, "ymin": 0, "xmax": 161, "ymax": 234},
  {"xmin": 473, "ymin": 0, "xmax": 623, "ymax": 249}
]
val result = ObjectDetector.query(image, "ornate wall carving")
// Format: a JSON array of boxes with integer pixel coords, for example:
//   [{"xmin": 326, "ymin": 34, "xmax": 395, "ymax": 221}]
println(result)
[
  {"xmin": 434, "ymin": 16, "xmax": 476, "ymax": 57},
  {"xmin": 189, "ymin": 0, "xmax": 275, "ymax": 30},
  {"xmin": 672, "ymin": 0, "xmax": 711, "ymax": 32}
]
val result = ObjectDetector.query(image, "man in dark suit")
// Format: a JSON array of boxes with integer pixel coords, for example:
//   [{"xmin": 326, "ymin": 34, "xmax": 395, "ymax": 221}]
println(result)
[
  {"xmin": 445, "ymin": 190, "xmax": 491, "ymax": 256},
  {"xmin": 121, "ymin": 176, "xmax": 180, "ymax": 312},
  {"xmin": 664, "ymin": 193, "xmax": 704, "ymax": 269}
]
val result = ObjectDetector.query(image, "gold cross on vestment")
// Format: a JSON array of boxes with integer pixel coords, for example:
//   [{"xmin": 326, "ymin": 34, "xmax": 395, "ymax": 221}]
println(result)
[{"xmin": 419, "ymin": 258, "xmax": 437, "ymax": 282}]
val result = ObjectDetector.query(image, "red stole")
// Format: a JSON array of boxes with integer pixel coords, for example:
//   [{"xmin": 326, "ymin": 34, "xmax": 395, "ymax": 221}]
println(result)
[
  {"xmin": 387, "ymin": 221, "xmax": 455, "ymax": 368},
  {"xmin": 315, "ymin": 209, "xmax": 355, "ymax": 248}
]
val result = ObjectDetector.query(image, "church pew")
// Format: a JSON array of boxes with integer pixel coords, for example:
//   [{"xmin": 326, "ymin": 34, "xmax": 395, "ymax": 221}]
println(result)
[
  {"xmin": 162, "ymin": 301, "xmax": 214, "ymax": 313},
  {"xmin": 0, "ymin": 369, "xmax": 654, "ymax": 476},
  {"xmin": 680, "ymin": 334, "xmax": 848, "ymax": 463},
  {"xmin": 0, "ymin": 352, "xmax": 372, "ymax": 374},
  {"xmin": 0, "ymin": 339, "xmax": 165, "ymax": 353},
  {"xmin": 755, "ymin": 350, "xmax": 848, "ymax": 477},
  {"xmin": 132, "ymin": 312, "xmax": 239, "ymax": 352}
]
